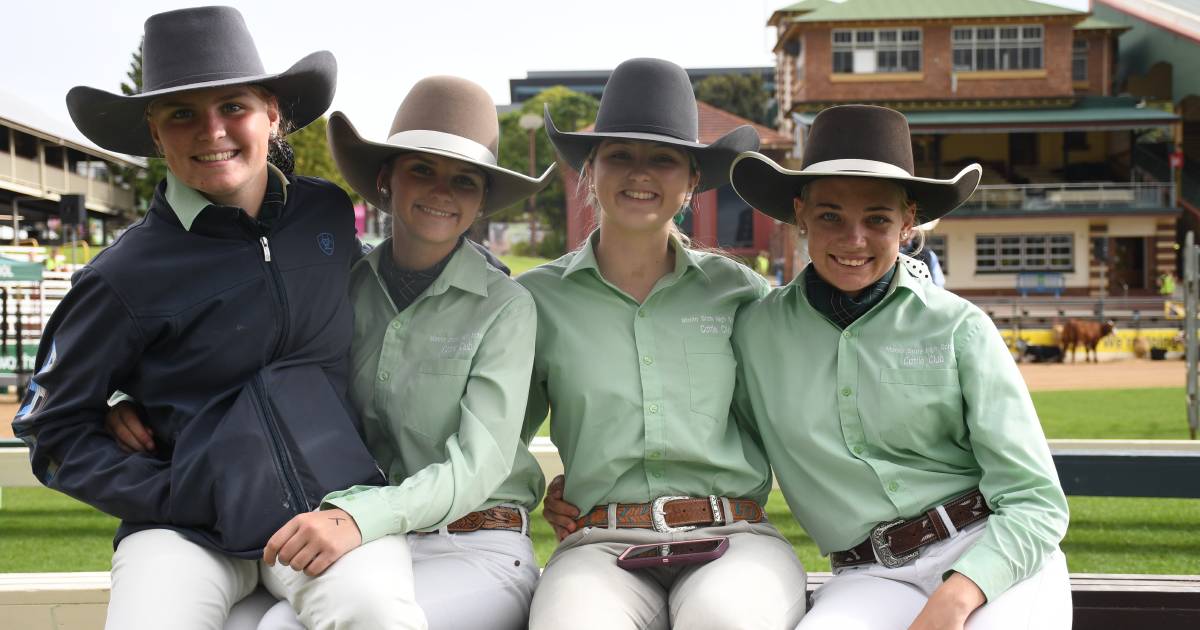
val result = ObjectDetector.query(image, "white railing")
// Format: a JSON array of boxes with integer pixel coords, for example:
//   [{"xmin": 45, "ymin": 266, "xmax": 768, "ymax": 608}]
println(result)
[{"xmin": 961, "ymin": 182, "xmax": 1172, "ymax": 212}]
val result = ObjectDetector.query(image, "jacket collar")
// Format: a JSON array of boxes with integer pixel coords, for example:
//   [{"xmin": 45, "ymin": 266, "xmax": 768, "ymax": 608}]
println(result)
[{"xmin": 164, "ymin": 164, "xmax": 290, "ymax": 231}]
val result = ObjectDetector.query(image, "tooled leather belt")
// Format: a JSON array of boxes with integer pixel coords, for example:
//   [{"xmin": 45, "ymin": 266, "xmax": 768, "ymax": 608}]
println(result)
[
  {"xmin": 830, "ymin": 489, "xmax": 991, "ymax": 570},
  {"xmin": 574, "ymin": 496, "xmax": 766, "ymax": 533},
  {"xmin": 419, "ymin": 506, "xmax": 528, "ymax": 536}
]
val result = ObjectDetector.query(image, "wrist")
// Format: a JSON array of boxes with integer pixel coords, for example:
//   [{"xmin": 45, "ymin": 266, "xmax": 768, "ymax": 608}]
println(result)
[{"xmin": 937, "ymin": 572, "xmax": 986, "ymax": 616}]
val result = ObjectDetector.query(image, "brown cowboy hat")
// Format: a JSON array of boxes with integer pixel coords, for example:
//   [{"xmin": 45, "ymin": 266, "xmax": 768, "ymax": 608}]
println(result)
[
  {"xmin": 328, "ymin": 76, "xmax": 554, "ymax": 217},
  {"xmin": 730, "ymin": 105, "xmax": 981, "ymax": 224},
  {"xmin": 66, "ymin": 6, "xmax": 335, "ymax": 158},
  {"xmin": 544, "ymin": 57, "xmax": 759, "ymax": 192}
]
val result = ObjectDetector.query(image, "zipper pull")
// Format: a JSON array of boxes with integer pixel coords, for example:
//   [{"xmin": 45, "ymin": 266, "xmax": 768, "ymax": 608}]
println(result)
[{"xmin": 260, "ymin": 236, "xmax": 272, "ymax": 262}]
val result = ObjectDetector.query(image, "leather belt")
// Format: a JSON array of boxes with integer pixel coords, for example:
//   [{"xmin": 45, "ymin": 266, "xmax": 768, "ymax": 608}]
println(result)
[
  {"xmin": 574, "ymin": 496, "xmax": 765, "ymax": 533},
  {"xmin": 419, "ymin": 506, "xmax": 528, "ymax": 536},
  {"xmin": 830, "ymin": 489, "xmax": 991, "ymax": 570}
]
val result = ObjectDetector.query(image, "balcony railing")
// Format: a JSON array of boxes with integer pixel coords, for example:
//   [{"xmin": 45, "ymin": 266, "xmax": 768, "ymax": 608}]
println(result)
[
  {"xmin": 0, "ymin": 153, "xmax": 133, "ymax": 211},
  {"xmin": 959, "ymin": 182, "xmax": 1173, "ymax": 213}
]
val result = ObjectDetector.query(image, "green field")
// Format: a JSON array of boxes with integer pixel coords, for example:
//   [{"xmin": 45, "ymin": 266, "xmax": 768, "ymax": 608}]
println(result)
[
  {"xmin": 499, "ymin": 255, "xmax": 551, "ymax": 277},
  {"xmin": 2, "ymin": 386, "xmax": 1196, "ymax": 574}
]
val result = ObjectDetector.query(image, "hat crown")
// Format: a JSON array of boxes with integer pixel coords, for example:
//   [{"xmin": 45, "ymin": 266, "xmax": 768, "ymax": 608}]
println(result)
[
  {"xmin": 388, "ymin": 76, "xmax": 499, "ymax": 159},
  {"xmin": 593, "ymin": 58, "xmax": 698, "ymax": 142},
  {"xmin": 141, "ymin": 6, "xmax": 266, "ymax": 93},
  {"xmin": 803, "ymin": 105, "xmax": 915, "ymax": 175}
]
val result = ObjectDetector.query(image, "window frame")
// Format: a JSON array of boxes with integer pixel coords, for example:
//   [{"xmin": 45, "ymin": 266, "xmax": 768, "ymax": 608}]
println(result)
[
  {"xmin": 831, "ymin": 27, "xmax": 923, "ymax": 74},
  {"xmin": 952, "ymin": 24, "xmax": 1044, "ymax": 72},
  {"xmin": 975, "ymin": 233, "xmax": 1073, "ymax": 273}
]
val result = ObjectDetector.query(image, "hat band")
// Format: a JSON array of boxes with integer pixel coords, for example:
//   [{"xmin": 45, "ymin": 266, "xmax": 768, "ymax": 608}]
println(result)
[
  {"xmin": 803, "ymin": 159, "xmax": 911, "ymax": 178},
  {"xmin": 386, "ymin": 130, "xmax": 496, "ymax": 166}
]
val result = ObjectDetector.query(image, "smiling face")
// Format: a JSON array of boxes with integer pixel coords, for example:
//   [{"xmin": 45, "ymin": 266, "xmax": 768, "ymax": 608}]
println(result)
[
  {"xmin": 794, "ymin": 176, "xmax": 916, "ymax": 295},
  {"xmin": 380, "ymin": 152, "xmax": 486, "ymax": 255},
  {"xmin": 589, "ymin": 139, "xmax": 699, "ymax": 235},
  {"xmin": 146, "ymin": 86, "xmax": 279, "ymax": 210}
]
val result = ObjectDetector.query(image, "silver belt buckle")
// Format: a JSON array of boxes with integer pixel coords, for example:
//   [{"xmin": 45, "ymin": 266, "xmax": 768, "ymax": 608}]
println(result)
[
  {"xmin": 870, "ymin": 519, "xmax": 920, "ymax": 569},
  {"xmin": 651, "ymin": 496, "xmax": 695, "ymax": 533}
]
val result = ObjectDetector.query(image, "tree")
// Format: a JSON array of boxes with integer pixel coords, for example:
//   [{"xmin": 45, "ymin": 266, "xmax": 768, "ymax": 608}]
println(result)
[
  {"xmin": 495, "ymin": 86, "xmax": 599, "ymax": 257},
  {"xmin": 119, "ymin": 39, "xmax": 168, "ymax": 213},
  {"xmin": 694, "ymin": 74, "xmax": 770, "ymax": 126}
]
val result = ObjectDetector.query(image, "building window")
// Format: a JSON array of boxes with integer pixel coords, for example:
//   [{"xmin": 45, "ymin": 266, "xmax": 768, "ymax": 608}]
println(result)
[
  {"xmin": 925, "ymin": 234, "xmax": 948, "ymax": 273},
  {"xmin": 1072, "ymin": 39, "xmax": 1089, "ymax": 81},
  {"xmin": 832, "ymin": 28, "xmax": 922, "ymax": 74},
  {"xmin": 952, "ymin": 25, "xmax": 1043, "ymax": 71},
  {"xmin": 976, "ymin": 234, "xmax": 1072, "ymax": 272}
]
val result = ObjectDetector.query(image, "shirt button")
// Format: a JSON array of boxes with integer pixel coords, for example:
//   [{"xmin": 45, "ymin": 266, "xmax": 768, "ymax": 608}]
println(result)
[
  {"xmin": 853, "ymin": 445, "xmax": 865, "ymax": 455},
  {"xmin": 840, "ymin": 387, "xmax": 852, "ymax": 397},
  {"xmin": 642, "ymin": 356, "xmax": 654, "ymax": 366},
  {"xmin": 390, "ymin": 321, "xmax": 402, "ymax": 330},
  {"xmin": 649, "ymin": 451, "xmax": 661, "ymax": 459},
  {"xmin": 843, "ymin": 330, "xmax": 853, "ymax": 339},
  {"xmin": 653, "ymin": 471, "xmax": 663, "ymax": 478},
  {"xmin": 378, "ymin": 371, "xmax": 390, "ymax": 382},
  {"xmin": 887, "ymin": 481, "xmax": 900, "ymax": 492},
  {"xmin": 638, "ymin": 310, "xmax": 647, "ymax": 318},
  {"xmin": 648, "ymin": 403, "xmax": 660, "ymax": 414}
]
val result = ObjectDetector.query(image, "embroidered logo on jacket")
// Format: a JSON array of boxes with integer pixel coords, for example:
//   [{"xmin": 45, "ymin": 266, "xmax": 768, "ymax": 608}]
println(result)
[{"xmin": 317, "ymin": 232, "xmax": 335, "ymax": 256}]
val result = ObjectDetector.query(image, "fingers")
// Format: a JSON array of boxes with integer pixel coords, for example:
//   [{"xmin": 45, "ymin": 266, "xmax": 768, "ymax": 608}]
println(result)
[
  {"xmin": 263, "ymin": 517, "xmax": 299, "ymax": 565},
  {"xmin": 543, "ymin": 495, "xmax": 580, "ymax": 519},
  {"xmin": 105, "ymin": 404, "xmax": 154, "ymax": 452},
  {"xmin": 546, "ymin": 474, "xmax": 565, "ymax": 499}
]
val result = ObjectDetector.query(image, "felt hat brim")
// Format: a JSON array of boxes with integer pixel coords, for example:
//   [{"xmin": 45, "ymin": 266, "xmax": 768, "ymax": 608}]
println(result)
[
  {"xmin": 66, "ymin": 51, "xmax": 337, "ymax": 158},
  {"xmin": 730, "ymin": 152, "xmax": 982, "ymax": 225},
  {"xmin": 328, "ymin": 112, "xmax": 555, "ymax": 217},
  {"xmin": 544, "ymin": 105, "xmax": 759, "ymax": 192}
]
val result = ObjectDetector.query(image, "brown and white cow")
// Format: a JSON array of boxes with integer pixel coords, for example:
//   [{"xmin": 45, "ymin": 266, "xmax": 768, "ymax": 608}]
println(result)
[{"xmin": 1059, "ymin": 319, "xmax": 1116, "ymax": 363}]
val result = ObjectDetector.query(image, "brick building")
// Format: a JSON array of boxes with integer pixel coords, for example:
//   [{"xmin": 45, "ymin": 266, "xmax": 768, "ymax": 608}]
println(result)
[{"xmin": 770, "ymin": 0, "xmax": 1184, "ymax": 296}]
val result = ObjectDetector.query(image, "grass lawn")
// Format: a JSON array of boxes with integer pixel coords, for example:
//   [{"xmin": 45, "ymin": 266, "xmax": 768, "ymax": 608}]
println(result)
[
  {"xmin": 1033, "ymin": 387, "xmax": 1189, "ymax": 439},
  {"xmin": 499, "ymin": 255, "xmax": 551, "ymax": 277},
  {"xmin": 3, "ymin": 487, "xmax": 1197, "ymax": 575}
]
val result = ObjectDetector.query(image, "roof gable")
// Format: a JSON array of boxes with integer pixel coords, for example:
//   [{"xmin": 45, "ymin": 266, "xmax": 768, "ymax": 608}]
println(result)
[{"xmin": 770, "ymin": 0, "xmax": 1084, "ymax": 25}]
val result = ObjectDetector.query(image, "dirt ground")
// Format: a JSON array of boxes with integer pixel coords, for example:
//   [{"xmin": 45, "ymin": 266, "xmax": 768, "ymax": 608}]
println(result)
[{"xmin": 0, "ymin": 359, "xmax": 1185, "ymax": 439}]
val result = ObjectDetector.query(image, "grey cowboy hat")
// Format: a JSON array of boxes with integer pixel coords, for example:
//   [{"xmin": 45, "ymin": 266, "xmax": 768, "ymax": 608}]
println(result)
[
  {"xmin": 544, "ymin": 57, "xmax": 759, "ymax": 192},
  {"xmin": 730, "ymin": 105, "xmax": 981, "ymax": 224},
  {"xmin": 328, "ymin": 76, "xmax": 555, "ymax": 217},
  {"xmin": 66, "ymin": 6, "xmax": 336, "ymax": 157}
]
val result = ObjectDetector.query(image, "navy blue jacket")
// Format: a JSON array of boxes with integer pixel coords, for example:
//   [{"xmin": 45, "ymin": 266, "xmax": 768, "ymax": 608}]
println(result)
[{"xmin": 13, "ymin": 176, "xmax": 385, "ymax": 558}]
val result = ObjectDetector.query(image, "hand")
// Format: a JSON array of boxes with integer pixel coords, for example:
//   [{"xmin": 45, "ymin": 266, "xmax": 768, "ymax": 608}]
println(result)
[
  {"xmin": 906, "ymin": 572, "xmax": 986, "ymax": 630},
  {"xmin": 105, "ymin": 402, "xmax": 154, "ymax": 453},
  {"xmin": 263, "ymin": 508, "xmax": 363, "ymax": 577},
  {"xmin": 542, "ymin": 474, "xmax": 581, "ymax": 542}
]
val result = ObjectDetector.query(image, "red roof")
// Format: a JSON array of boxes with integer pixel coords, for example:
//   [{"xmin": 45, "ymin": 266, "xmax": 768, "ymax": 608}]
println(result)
[{"xmin": 576, "ymin": 100, "xmax": 792, "ymax": 150}]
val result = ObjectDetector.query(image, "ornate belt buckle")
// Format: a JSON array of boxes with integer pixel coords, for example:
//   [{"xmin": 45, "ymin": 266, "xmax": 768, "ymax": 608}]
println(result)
[
  {"xmin": 651, "ymin": 496, "xmax": 695, "ymax": 533},
  {"xmin": 870, "ymin": 519, "xmax": 919, "ymax": 569}
]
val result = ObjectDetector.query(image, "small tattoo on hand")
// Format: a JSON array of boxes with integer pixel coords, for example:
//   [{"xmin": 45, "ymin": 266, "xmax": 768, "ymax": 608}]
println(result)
[{"xmin": 330, "ymin": 518, "xmax": 346, "ymax": 526}]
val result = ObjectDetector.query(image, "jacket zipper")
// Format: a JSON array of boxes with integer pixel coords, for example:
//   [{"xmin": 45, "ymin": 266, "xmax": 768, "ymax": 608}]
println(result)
[
  {"xmin": 251, "ymin": 374, "xmax": 310, "ymax": 512},
  {"xmin": 257, "ymin": 233, "xmax": 291, "ymax": 361}
]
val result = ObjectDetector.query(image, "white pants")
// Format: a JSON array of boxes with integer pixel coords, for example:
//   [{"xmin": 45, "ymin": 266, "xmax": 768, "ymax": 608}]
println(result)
[
  {"xmin": 528, "ymin": 520, "xmax": 808, "ymax": 630},
  {"xmin": 257, "ymin": 529, "xmax": 539, "ymax": 630},
  {"xmin": 105, "ymin": 528, "xmax": 426, "ymax": 630},
  {"xmin": 797, "ymin": 522, "xmax": 1072, "ymax": 630}
]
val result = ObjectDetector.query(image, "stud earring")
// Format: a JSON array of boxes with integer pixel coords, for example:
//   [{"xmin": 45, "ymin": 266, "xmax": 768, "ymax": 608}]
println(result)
[
  {"xmin": 798, "ymin": 225, "xmax": 808, "ymax": 236},
  {"xmin": 379, "ymin": 187, "xmax": 389, "ymax": 198}
]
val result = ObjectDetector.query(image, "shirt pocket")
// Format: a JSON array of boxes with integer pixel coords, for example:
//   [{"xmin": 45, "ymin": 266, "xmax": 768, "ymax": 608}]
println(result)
[
  {"xmin": 684, "ymin": 336, "xmax": 737, "ymax": 421},
  {"xmin": 404, "ymin": 358, "xmax": 472, "ymax": 442},
  {"xmin": 877, "ymin": 367, "xmax": 965, "ymax": 452}
]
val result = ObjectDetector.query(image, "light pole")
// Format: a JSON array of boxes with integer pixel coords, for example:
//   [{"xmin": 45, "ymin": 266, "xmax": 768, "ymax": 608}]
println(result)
[{"xmin": 518, "ymin": 113, "xmax": 544, "ymax": 250}]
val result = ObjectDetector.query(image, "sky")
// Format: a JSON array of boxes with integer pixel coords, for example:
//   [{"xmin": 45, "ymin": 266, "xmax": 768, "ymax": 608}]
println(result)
[{"xmin": 2, "ymin": 0, "xmax": 1089, "ymax": 148}]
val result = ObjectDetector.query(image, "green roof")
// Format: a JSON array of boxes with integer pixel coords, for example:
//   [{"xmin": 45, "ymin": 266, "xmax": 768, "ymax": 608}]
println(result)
[
  {"xmin": 776, "ymin": 0, "xmax": 1084, "ymax": 23},
  {"xmin": 795, "ymin": 98, "xmax": 1178, "ymax": 130},
  {"xmin": 1074, "ymin": 16, "xmax": 1131, "ymax": 31}
]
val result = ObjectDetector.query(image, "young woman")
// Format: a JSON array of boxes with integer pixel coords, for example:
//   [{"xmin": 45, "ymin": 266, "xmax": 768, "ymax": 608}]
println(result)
[
  {"xmin": 521, "ymin": 58, "xmax": 808, "ymax": 630},
  {"xmin": 11, "ymin": 6, "xmax": 384, "ymax": 629},
  {"xmin": 728, "ymin": 105, "xmax": 1071, "ymax": 629},
  {"xmin": 246, "ymin": 76, "xmax": 553, "ymax": 630}
]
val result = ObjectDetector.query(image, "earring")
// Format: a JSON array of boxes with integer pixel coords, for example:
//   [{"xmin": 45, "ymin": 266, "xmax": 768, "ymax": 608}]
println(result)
[
  {"xmin": 798, "ymin": 225, "xmax": 808, "ymax": 236},
  {"xmin": 379, "ymin": 187, "xmax": 390, "ymax": 198}
]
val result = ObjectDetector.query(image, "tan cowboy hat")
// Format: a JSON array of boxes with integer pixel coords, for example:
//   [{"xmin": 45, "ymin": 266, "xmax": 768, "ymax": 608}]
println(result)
[
  {"xmin": 730, "ymin": 105, "xmax": 981, "ymax": 225},
  {"xmin": 67, "ymin": 6, "xmax": 335, "ymax": 157},
  {"xmin": 328, "ymin": 76, "xmax": 554, "ymax": 217}
]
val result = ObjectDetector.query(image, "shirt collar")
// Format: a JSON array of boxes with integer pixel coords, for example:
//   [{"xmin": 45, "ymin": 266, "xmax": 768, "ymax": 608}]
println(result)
[
  {"xmin": 164, "ymin": 163, "xmax": 290, "ymax": 231},
  {"xmin": 562, "ymin": 230, "xmax": 708, "ymax": 282},
  {"xmin": 362, "ymin": 238, "xmax": 490, "ymax": 301},
  {"xmin": 894, "ymin": 254, "xmax": 930, "ymax": 306}
]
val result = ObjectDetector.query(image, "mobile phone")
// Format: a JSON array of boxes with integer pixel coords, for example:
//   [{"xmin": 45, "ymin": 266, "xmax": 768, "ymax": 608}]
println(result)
[{"xmin": 616, "ymin": 536, "xmax": 729, "ymax": 570}]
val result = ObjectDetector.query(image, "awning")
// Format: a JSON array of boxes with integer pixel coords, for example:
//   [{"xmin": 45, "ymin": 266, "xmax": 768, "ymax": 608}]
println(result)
[{"xmin": 794, "ymin": 97, "xmax": 1179, "ymax": 134}]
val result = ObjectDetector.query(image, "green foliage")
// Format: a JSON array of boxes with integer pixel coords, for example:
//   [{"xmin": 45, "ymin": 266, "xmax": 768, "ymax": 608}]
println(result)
[
  {"xmin": 694, "ymin": 74, "xmax": 770, "ymax": 126},
  {"xmin": 495, "ymin": 87, "xmax": 599, "ymax": 257},
  {"xmin": 288, "ymin": 116, "xmax": 359, "ymax": 204},
  {"xmin": 118, "ymin": 38, "xmax": 168, "ymax": 213},
  {"xmin": 499, "ymin": 255, "xmax": 551, "ymax": 277}
]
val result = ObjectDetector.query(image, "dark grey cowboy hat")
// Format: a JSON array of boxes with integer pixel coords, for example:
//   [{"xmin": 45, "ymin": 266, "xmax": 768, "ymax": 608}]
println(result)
[
  {"xmin": 66, "ymin": 6, "xmax": 335, "ymax": 157},
  {"xmin": 328, "ymin": 76, "xmax": 554, "ymax": 217},
  {"xmin": 730, "ymin": 105, "xmax": 981, "ymax": 224},
  {"xmin": 544, "ymin": 57, "xmax": 759, "ymax": 192}
]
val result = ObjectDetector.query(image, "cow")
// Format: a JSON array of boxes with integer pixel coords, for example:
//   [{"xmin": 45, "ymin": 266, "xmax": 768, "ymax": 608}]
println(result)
[{"xmin": 1059, "ymin": 319, "xmax": 1116, "ymax": 363}]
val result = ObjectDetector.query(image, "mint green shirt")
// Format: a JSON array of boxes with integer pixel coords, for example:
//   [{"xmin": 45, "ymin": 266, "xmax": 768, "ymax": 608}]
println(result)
[
  {"xmin": 731, "ymin": 257, "xmax": 1069, "ymax": 601},
  {"xmin": 323, "ymin": 240, "xmax": 543, "ymax": 543},
  {"xmin": 518, "ymin": 232, "xmax": 772, "ymax": 514}
]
